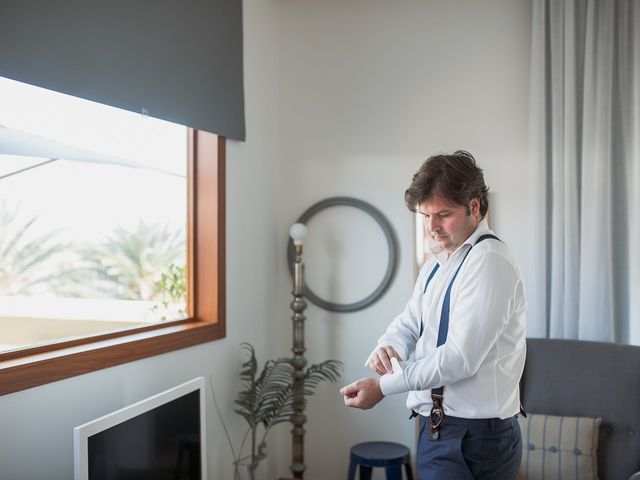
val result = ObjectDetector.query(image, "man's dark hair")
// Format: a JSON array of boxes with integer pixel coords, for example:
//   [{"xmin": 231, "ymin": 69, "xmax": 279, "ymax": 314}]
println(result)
[{"xmin": 404, "ymin": 150, "xmax": 489, "ymax": 217}]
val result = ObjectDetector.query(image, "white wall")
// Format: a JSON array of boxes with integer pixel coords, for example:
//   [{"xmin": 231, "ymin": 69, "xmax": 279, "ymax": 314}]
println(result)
[
  {"xmin": 0, "ymin": 1, "xmax": 284, "ymax": 479},
  {"xmin": 274, "ymin": 1, "xmax": 532, "ymax": 478}
]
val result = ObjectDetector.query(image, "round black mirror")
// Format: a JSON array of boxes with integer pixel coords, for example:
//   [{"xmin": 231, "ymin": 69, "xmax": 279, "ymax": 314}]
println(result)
[{"xmin": 287, "ymin": 196, "xmax": 398, "ymax": 313}]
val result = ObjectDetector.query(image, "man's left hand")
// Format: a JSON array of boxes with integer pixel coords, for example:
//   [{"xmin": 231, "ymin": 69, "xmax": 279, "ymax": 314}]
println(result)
[{"xmin": 340, "ymin": 378, "xmax": 384, "ymax": 410}]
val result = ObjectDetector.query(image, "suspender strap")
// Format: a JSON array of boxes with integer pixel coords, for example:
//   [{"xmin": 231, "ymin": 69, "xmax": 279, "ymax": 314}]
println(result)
[
  {"xmin": 423, "ymin": 264, "xmax": 440, "ymax": 294},
  {"xmin": 423, "ymin": 234, "xmax": 501, "ymax": 438},
  {"xmin": 431, "ymin": 234, "xmax": 500, "ymax": 397},
  {"xmin": 418, "ymin": 264, "xmax": 440, "ymax": 338},
  {"xmin": 431, "ymin": 247, "xmax": 473, "ymax": 396},
  {"xmin": 475, "ymin": 234, "xmax": 501, "ymax": 243}
]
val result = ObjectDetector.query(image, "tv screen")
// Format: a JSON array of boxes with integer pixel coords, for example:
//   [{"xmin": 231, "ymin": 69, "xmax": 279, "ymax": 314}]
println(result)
[{"xmin": 74, "ymin": 377, "xmax": 206, "ymax": 480}]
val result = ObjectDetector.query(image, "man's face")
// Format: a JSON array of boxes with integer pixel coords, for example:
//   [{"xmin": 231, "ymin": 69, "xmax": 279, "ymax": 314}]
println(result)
[{"xmin": 418, "ymin": 195, "xmax": 480, "ymax": 256}]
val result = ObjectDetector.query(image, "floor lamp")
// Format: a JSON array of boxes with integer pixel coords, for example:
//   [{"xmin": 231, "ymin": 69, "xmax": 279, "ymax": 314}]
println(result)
[{"xmin": 288, "ymin": 223, "xmax": 308, "ymax": 480}]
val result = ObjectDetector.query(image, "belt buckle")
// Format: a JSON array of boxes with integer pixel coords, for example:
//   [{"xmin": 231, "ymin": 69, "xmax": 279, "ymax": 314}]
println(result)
[{"xmin": 428, "ymin": 394, "xmax": 444, "ymax": 440}]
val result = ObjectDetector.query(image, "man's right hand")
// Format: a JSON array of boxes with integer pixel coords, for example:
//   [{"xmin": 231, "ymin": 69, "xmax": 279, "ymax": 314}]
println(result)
[{"xmin": 367, "ymin": 346, "xmax": 402, "ymax": 376}]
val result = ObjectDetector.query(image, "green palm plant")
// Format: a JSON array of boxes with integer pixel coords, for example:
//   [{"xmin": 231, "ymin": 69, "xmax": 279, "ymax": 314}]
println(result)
[
  {"xmin": 0, "ymin": 202, "xmax": 69, "ymax": 295},
  {"xmin": 69, "ymin": 220, "xmax": 185, "ymax": 301},
  {"xmin": 219, "ymin": 343, "xmax": 343, "ymax": 480}
]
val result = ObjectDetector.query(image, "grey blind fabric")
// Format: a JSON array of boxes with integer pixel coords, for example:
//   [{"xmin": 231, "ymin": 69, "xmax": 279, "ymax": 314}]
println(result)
[{"xmin": 0, "ymin": 0, "xmax": 245, "ymax": 140}]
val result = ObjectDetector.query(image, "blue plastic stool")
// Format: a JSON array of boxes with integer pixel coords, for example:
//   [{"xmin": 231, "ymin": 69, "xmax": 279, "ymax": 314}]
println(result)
[{"xmin": 348, "ymin": 441, "xmax": 414, "ymax": 480}]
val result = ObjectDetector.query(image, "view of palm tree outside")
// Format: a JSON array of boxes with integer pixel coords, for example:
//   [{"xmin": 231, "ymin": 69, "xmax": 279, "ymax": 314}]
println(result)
[{"xmin": 0, "ymin": 76, "xmax": 188, "ymax": 353}]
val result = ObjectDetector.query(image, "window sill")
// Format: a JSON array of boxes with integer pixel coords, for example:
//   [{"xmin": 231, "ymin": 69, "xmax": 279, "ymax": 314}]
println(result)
[
  {"xmin": 0, "ymin": 319, "xmax": 223, "ymax": 396},
  {"xmin": 0, "ymin": 315, "xmax": 149, "ymax": 354}
]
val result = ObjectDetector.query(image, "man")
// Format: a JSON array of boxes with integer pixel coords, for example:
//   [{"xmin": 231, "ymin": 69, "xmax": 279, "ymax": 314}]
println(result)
[{"xmin": 340, "ymin": 151, "xmax": 526, "ymax": 479}]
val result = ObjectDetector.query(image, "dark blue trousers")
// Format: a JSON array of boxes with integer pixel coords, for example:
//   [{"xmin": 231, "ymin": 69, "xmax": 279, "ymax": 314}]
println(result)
[{"xmin": 416, "ymin": 414, "xmax": 522, "ymax": 480}]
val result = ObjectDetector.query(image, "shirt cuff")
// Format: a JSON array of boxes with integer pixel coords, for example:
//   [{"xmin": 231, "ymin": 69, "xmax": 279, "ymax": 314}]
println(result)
[
  {"xmin": 379, "ymin": 358, "xmax": 410, "ymax": 396},
  {"xmin": 363, "ymin": 342, "xmax": 407, "ymax": 367}
]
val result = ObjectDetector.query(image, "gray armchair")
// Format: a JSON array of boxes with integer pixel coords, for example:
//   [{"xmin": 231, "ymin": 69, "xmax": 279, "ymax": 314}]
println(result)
[{"xmin": 521, "ymin": 338, "xmax": 640, "ymax": 479}]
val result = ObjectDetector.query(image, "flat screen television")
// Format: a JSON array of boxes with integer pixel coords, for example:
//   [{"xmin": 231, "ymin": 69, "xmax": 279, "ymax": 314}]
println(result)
[{"xmin": 74, "ymin": 377, "xmax": 207, "ymax": 480}]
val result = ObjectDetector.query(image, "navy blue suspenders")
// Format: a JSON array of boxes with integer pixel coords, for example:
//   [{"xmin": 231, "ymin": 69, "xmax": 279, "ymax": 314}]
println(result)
[
  {"xmin": 419, "ymin": 233, "xmax": 500, "ymax": 345},
  {"xmin": 418, "ymin": 264, "xmax": 440, "ymax": 338},
  {"xmin": 419, "ymin": 233, "xmax": 501, "ymax": 439}
]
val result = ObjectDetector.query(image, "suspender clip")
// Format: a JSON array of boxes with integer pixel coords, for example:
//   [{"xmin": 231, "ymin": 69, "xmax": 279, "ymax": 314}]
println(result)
[{"xmin": 428, "ymin": 393, "xmax": 445, "ymax": 440}]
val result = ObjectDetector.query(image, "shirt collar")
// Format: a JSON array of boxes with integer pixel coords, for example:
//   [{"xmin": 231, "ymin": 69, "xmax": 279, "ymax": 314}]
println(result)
[{"xmin": 429, "ymin": 218, "xmax": 492, "ymax": 265}]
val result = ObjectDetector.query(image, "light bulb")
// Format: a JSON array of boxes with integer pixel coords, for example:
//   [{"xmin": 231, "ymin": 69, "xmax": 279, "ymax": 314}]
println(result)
[{"xmin": 289, "ymin": 223, "xmax": 308, "ymax": 246}]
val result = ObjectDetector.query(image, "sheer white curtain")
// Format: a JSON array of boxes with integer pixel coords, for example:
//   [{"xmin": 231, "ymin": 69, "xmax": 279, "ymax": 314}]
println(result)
[{"xmin": 528, "ymin": 0, "xmax": 640, "ymax": 343}]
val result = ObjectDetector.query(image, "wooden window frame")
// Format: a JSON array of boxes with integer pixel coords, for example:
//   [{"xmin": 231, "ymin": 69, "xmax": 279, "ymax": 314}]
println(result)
[{"xmin": 0, "ymin": 129, "xmax": 225, "ymax": 396}]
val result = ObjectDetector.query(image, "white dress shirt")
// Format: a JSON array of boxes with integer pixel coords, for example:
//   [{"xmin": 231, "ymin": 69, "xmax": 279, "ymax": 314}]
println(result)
[{"xmin": 369, "ymin": 219, "xmax": 527, "ymax": 420}]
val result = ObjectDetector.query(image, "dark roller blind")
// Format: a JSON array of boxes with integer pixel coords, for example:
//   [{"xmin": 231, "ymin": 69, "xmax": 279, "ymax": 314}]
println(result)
[{"xmin": 0, "ymin": 0, "xmax": 245, "ymax": 140}]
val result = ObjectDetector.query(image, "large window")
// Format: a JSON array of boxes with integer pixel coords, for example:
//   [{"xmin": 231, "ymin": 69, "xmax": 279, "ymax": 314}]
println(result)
[{"xmin": 0, "ymin": 78, "xmax": 225, "ymax": 396}]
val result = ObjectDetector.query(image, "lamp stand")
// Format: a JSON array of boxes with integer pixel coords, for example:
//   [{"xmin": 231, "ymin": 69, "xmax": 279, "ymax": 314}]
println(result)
[{"xmin": 289, "ymin": 243, "xmax": 307, "ymax": 479}]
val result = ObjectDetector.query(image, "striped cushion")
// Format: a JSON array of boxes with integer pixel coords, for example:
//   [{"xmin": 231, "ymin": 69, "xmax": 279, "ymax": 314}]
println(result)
[{"xmin": 518, "ymin": 413, "xmax": 601, "ymax": 480}]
